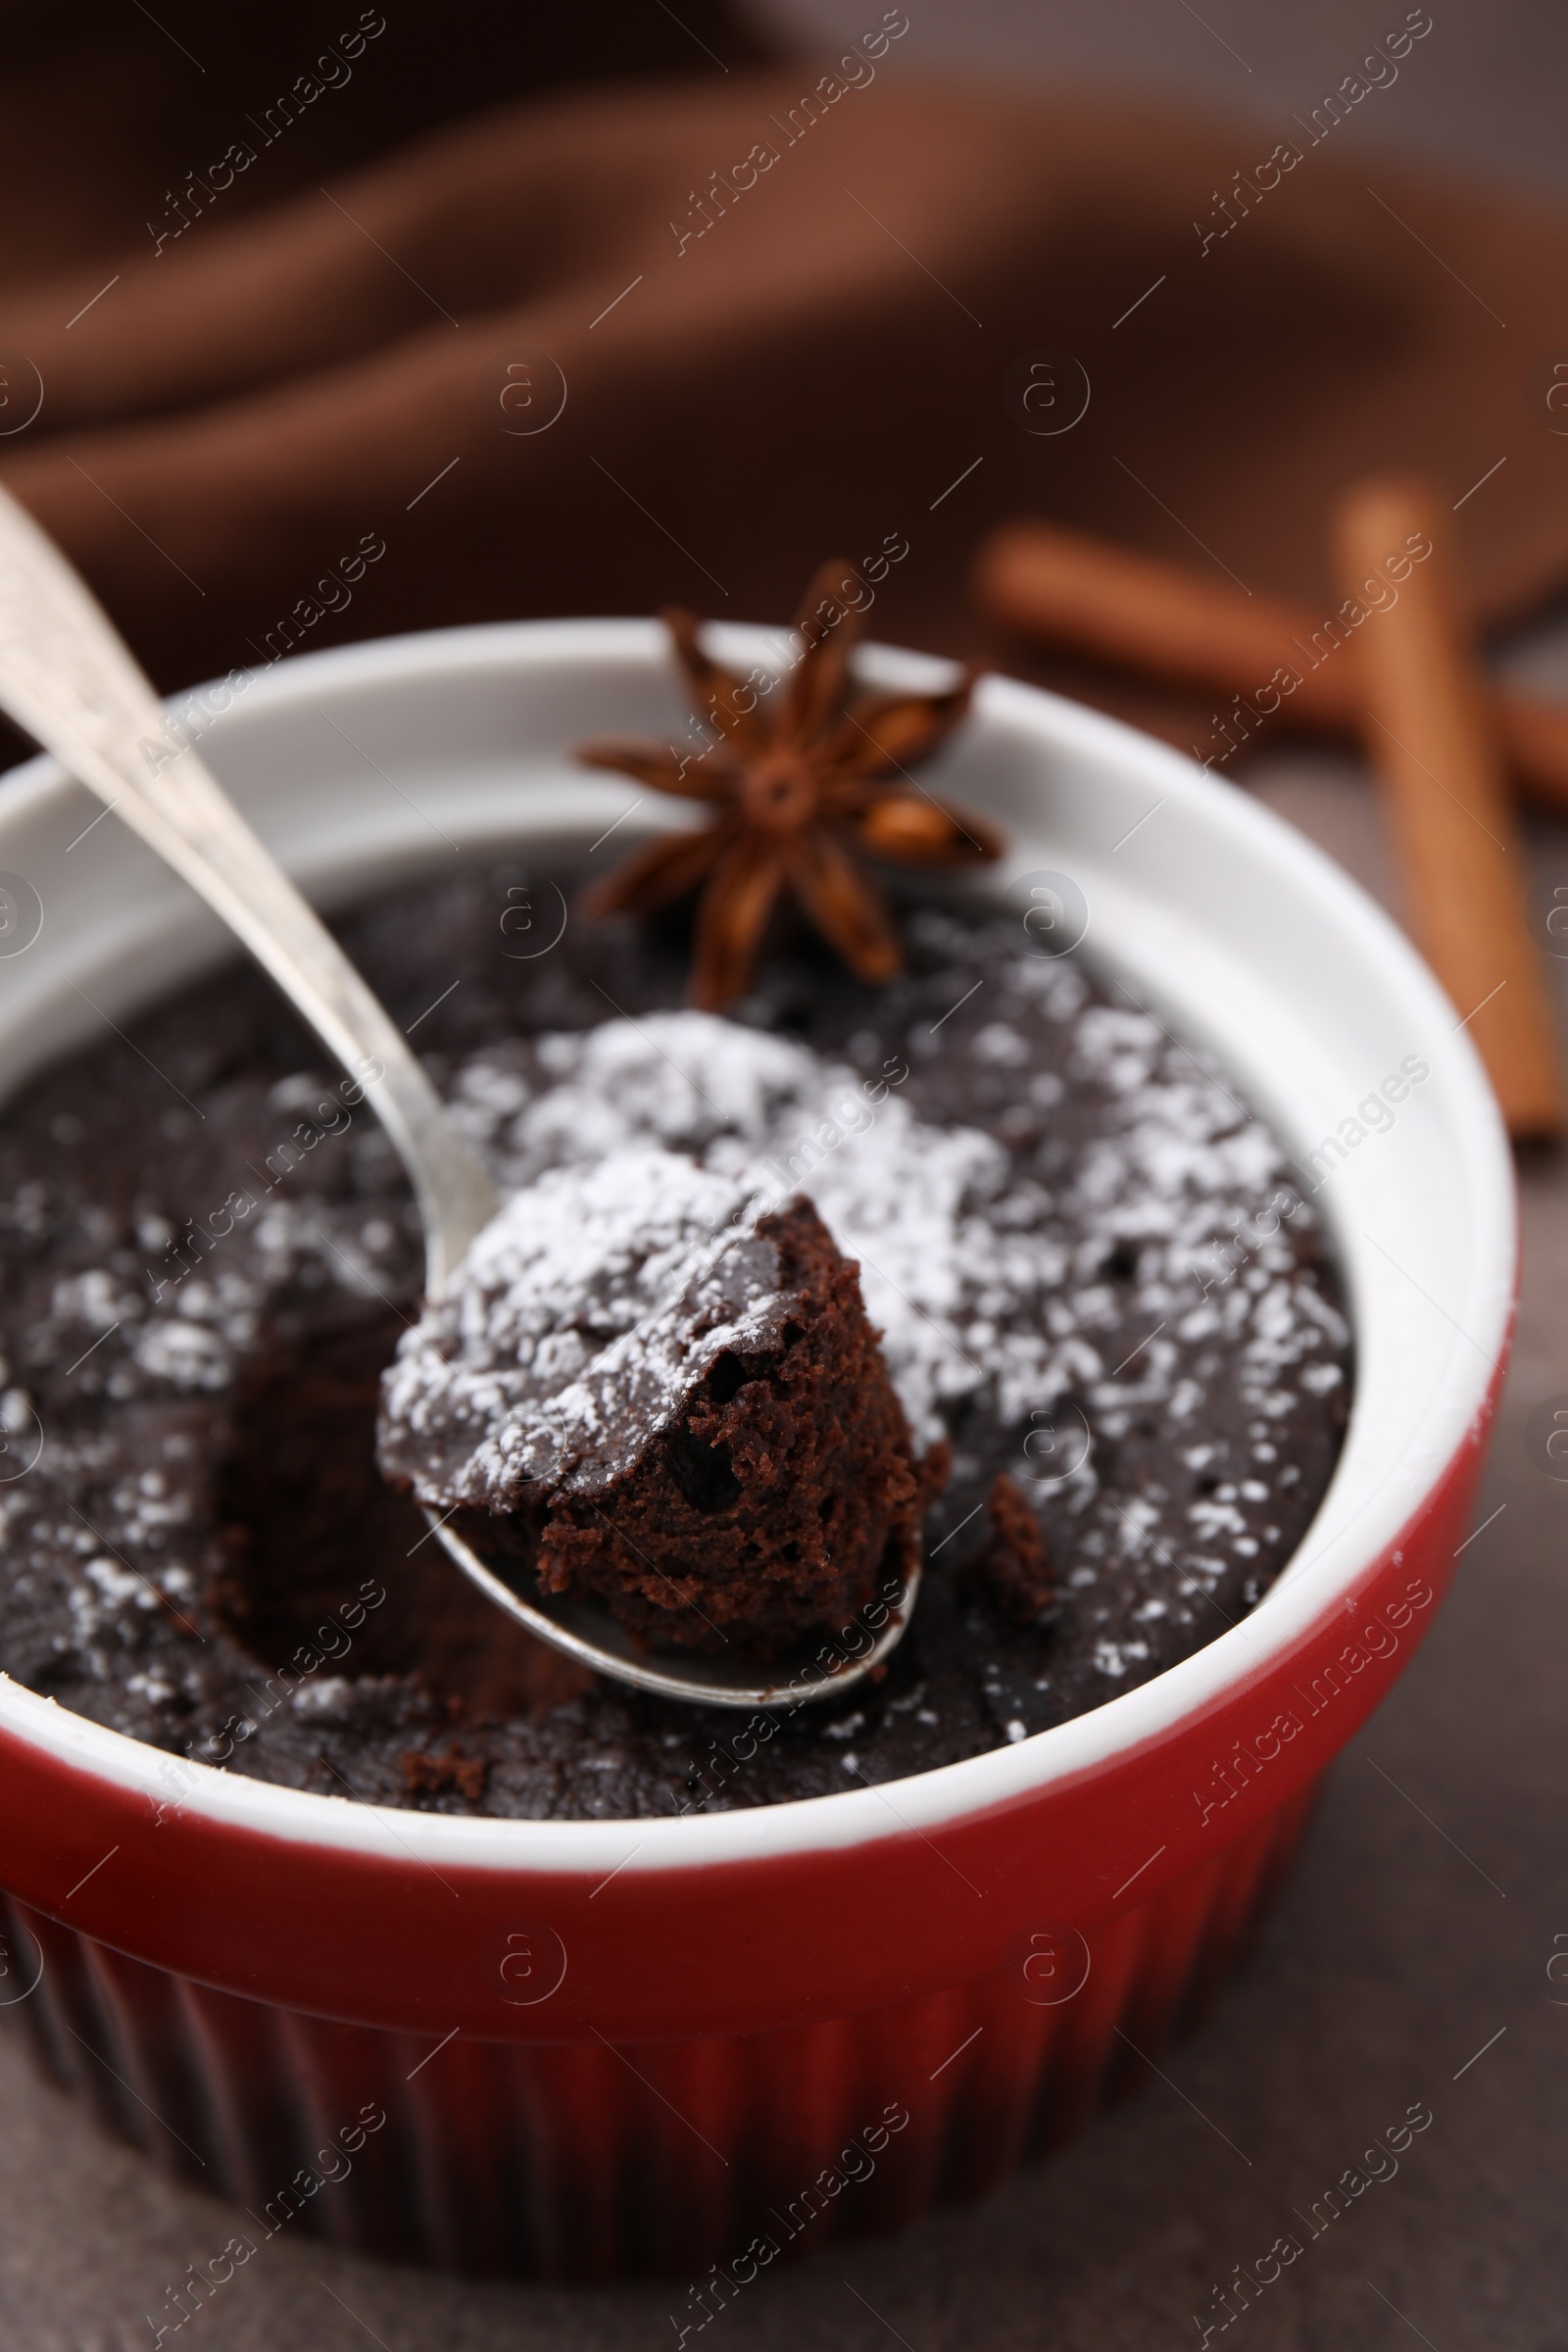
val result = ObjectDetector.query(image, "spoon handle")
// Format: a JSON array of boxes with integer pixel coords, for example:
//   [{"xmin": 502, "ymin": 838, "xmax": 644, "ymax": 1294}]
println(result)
[{"xmin": 0, "ymin": 484, "xmax": 496, "ymax": 1291}]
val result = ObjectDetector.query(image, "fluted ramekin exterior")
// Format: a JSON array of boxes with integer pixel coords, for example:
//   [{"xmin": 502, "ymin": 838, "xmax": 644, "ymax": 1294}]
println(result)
[{"xmin": 4, "ymin": 1783, "xmax": 1313, "ymax": 2282}]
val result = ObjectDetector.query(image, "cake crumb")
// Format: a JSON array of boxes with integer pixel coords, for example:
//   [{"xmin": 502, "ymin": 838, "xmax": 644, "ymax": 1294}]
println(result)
[
  {"xmin": 402, "ymin": 1743, "xmax": 490, "ymax": 1801},
  {"xmin": 968, "ymin": 1472, "xmax": 1055, "ymax": 1627}
]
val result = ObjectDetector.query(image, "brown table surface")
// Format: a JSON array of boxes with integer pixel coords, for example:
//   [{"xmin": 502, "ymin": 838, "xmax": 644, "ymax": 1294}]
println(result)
[{"xmin": 2, "ymin": 648, "xmax": 1566, "ymax": 2352}]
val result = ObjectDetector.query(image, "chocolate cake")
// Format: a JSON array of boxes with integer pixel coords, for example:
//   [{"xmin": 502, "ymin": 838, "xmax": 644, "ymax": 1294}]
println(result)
[
  {"xmin": 0, "ymin": 863, "xmax": 1351, "ymax": 1818},
  {"xmin": 377, "ymin": 1156, "xmax": 928, "ymax": 1653}
]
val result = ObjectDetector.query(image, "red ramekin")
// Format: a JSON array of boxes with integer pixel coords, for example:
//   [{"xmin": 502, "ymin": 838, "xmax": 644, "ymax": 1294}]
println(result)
[{"xmin": 0, "ymin": 621, "xmax": 1514, "ymax": 2278}]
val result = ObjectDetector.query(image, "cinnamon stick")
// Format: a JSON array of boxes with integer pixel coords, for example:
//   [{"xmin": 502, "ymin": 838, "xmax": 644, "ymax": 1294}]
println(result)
[
  {"xmin": 972, "ymin": 518, "xmax": 1568, "ymax": 815},
  {"xmin": 1333, "ymin": 478, "xmax": 1562, "ymax": 1140}
]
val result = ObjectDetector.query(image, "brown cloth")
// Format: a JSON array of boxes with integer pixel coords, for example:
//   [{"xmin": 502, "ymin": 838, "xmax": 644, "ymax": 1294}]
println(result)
[{"xmin": 2, "ymin": 34, "xmax": 1567, "ymax": 700}]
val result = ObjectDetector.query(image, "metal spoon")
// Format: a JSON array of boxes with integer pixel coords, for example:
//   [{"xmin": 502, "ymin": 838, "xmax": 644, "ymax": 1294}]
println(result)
[{"xmin": 0, "ymin": 486, "xmax": 918, "ymax": 1709}]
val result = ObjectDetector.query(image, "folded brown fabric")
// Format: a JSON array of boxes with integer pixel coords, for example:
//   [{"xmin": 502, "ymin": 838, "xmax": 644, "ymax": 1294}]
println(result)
[{"xmin": 1, "ymin": 62, "xmax": 1564, "ymax": 698}]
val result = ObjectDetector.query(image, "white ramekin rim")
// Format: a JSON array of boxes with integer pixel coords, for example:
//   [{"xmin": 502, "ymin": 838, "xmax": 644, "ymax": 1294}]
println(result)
[{"xmin": 0, "ymin": 618, "xmax": 1516, "ymax": 1876}]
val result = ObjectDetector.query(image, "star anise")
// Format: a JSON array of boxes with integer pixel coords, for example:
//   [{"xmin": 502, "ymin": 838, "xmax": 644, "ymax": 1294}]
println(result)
[{"xmin": 575, "ymin": 559, "xmax": 1003, "ymax": 1008}]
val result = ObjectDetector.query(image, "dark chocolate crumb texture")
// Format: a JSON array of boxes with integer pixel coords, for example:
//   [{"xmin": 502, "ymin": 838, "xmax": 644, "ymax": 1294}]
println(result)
[
  {"xmin": 0, "ymin": 867, "xmax": 1349, "ymax": 1818},
  {"xmin": 378, "ymin": 1166, "xmax": 932, "ymax": 1657}
]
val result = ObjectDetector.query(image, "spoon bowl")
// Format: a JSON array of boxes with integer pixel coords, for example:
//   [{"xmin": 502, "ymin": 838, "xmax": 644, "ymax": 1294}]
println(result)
[
  {"xmin": 0, "ymin": 486, "xmax": 915, "ymax": 1709},
  {"xmin": 432, "ymin": 1521, "xmax": 920, "ymax": 1709}
]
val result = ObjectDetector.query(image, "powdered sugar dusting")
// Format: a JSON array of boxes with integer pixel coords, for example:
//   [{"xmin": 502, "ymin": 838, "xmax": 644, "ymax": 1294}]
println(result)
[
  {"xmin": 0, "ymin": 868, "xmax": 1353, "ymax": 1811},
  {"xmin": 390, "ymin": 994, "xmax": 1345, "ymax": 1569},
  {"xmin": 381, "ymin": 1149, "xmax": 794, "ymax": 1502}
]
